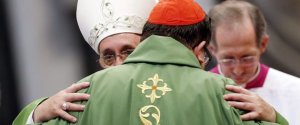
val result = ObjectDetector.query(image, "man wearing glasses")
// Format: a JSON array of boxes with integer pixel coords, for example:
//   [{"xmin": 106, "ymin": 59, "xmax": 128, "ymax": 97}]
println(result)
[
  {"xmin": 17, "ymin": 0, "xmax": 286, "ymax": 124},
  {"xmin": 208, "ymin": 1, "xmax": 300, "ymax": 125},
  {"xmin": 13, "ymin": 0, "xmax": 289, "ymax": 124},
  {"xmin": 13, "ymin": 0, "xmax": 157, "ymax": 124}
]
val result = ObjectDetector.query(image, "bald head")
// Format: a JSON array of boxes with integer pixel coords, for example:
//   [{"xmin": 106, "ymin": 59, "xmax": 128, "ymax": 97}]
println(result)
[{"xmin": 209, "ymin": 0, "xmax": 267, "ymax": 48}]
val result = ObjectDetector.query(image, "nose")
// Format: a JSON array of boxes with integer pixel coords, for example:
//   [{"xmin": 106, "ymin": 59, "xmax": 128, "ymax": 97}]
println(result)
[
  {"xmin": 232, "ymin": 63, "xmax": 244, "ymax": 76},
  {"xmin": 115, "ymin": 56, "xmax": 124, "ymax": 66}
]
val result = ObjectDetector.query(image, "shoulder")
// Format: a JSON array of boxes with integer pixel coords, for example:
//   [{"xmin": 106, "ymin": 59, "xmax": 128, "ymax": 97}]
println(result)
[
  {"xmin": 77, "ymin": 64, "xmax": 131, "ymax": 83},
  {"xmin": 205, "ymin": 71, "xmax": 235, "ymax": 85},
  {"xmin": 264, "ymin": 68, "xmax": 300, "ymax": 89},
  {"xmin": 76, "ymin": 64, "xmax": 136, "ymax": 91},
  {"xmin": 192, "ymin": 70, "xmax": 236, "ymax": 93},
  {"xmin": 267, "ymin": 68, "xmax": 300, "ymax": 83},
  {"xmin": 13, "ymin": 98, "xmax": 48, "ymax": 125}
]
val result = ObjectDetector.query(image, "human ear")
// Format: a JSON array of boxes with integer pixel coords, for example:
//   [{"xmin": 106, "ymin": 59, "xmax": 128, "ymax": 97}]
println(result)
[
  {"xmin": 193, "ymin": 41, "xmax": 206, "ymax": 63},
  {"xmin": 260, "ymin": 35, "xmax": 269, "ymax": 53}
]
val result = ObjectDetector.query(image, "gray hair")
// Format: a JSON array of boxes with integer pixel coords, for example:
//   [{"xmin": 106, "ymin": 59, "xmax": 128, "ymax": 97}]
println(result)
[{"xmin": 208, "ymin": 0, "xmax": 267, "ymax": 47}]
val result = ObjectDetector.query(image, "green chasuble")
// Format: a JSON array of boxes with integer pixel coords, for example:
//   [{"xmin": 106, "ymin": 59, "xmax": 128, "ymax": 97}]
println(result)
[
  {"xmin": 15, "ymin": 35, "xmax": 287, "ymax": 125},
  {"xmin": 13, "ymin": 98, "xmax": 47, "ymax": 125}
]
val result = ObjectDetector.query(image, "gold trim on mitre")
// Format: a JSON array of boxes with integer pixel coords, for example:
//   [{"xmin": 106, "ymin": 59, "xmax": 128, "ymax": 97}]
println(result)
[{"xmin": 88, "ymin": 0, "xmax": 147, "ymax": 53}]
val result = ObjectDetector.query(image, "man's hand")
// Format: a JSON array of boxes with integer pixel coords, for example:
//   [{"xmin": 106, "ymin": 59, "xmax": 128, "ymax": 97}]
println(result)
[
  {"xmin": 224, "ymin": 85, "xmax": 276, "ymax": 122},
  {"xmin": 33, "ymin": 82, "xmax": 90, "ymax": 123}
]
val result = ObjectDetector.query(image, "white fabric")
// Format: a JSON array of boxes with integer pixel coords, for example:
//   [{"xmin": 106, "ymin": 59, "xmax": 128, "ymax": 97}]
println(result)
[
  {"xmin": 76, "ymin": 0, "xmax": 157, "ymax": 54},
  {"xmin": 250, "ymin": 68, "xmax": 300, "ymax": 125},
  {"xmin": 26, "ymin": 110, "xmax": 35, "ymax": 124}
]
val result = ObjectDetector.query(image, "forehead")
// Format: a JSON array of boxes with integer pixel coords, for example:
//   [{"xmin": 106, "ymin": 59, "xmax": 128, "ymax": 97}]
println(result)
[
  {"xmin": 215, "ymin": 18, "xmax": 259, "ymax": 57},
  {"xmin": 99, "ymin": 33, "xmax": 140, "ymax": 53}
]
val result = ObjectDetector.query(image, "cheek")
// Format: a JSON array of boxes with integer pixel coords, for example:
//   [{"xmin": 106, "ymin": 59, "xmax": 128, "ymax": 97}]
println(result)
[
  {"xmin": 247, "ymin": 63, "xmax": 260, "ymax": 74},
  {"xmin": 243, "ymin": 67, "xmax": 256, "ymax": 76},
  {"xmin": 133, "ymin": 40, "xmax": 140, "ymax": 47},
  {"xmin": 219, "ymin": 66, "xmax": 234, "ymax": 76}
]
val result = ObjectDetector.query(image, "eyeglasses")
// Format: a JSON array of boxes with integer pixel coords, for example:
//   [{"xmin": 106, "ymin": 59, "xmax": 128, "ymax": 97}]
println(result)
[
  {"xmin": 203, "ymin": 47, "xmax": 211, "ymax": 65},
  {"xmin": 98, "ymin": 49, "xmax": 135, "ymax": 67},
  {"xmin": 219, "ymin": 56, "xmax": 256, "ymax": 67}
]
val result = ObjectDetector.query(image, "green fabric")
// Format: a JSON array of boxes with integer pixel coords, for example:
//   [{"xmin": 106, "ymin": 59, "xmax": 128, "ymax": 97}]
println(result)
[
  {"xmin": 275, "ymin": 110, "xmax": 289, "ymax": 125},
  {"xmin": 13, "ymin": 97, "xmax": 47, "ymax": 125},
  {"xmin": 35, "ymin": 35, "xmax": 281, "ymax": 125}
]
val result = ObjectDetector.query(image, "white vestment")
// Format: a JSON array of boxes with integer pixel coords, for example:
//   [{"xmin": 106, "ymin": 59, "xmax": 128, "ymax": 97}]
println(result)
[
  {"xmin": 211, "ymin": 64, "xmax": 300, "ymax": 125},
  {"xmin": 251, "ymin": 68, "xmax": 300, "ymax": 125}
]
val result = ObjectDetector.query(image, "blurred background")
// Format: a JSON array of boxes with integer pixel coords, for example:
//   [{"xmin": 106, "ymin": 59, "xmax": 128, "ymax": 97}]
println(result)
[{"xmin": 0, "ymin": 0, "xmax": 299, "ymax": 124}]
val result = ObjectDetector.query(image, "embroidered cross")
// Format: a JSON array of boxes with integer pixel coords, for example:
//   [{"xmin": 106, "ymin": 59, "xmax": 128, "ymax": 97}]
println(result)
[{"xmin": 137, "ymin": 74, "xmax": 172, "ymax": 103}]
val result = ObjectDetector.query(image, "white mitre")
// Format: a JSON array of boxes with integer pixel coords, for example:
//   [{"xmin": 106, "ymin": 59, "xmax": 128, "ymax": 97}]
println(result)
[{"xmin": 77, "ymin": 0, "xmax": 158, "ymax": 54}]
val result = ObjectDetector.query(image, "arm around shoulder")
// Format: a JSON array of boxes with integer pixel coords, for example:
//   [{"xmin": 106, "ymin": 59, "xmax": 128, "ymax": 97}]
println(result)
[
  {"xmin": 275, "ymin": 110, "xmax": 289, "ymax": 125},
  {"xmin": 13, "ymin": 98, "xmax": 48, "ymax": 125}
]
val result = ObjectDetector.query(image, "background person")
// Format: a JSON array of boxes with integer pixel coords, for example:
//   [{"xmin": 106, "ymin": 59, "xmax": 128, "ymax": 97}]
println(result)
[{"xmin": 208, "ymin": 1, "xmax": 300, "ymax": 124}]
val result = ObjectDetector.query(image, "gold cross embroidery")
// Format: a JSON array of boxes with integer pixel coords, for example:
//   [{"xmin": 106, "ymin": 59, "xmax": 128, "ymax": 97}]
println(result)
[{"xmin": 137, "ymin": 74, "xmax": 172, "ymax": 103}]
